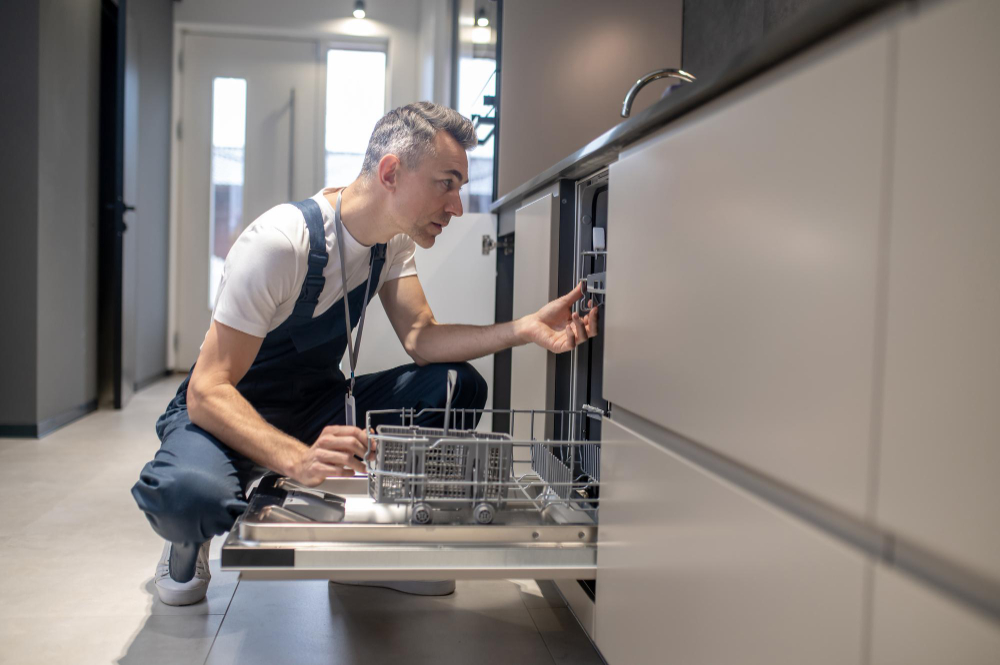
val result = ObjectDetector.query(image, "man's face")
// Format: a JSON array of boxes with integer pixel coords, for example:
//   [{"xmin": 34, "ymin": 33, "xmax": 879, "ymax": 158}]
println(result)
[{"xmin": 390, "ymin": 131, "xmax": 469, "ymax": 249}]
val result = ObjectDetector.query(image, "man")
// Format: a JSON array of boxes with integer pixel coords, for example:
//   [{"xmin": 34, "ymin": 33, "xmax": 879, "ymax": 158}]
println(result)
[{"xmin": 132, "ymin": 102, "xmax": 599, "ymax": 606}]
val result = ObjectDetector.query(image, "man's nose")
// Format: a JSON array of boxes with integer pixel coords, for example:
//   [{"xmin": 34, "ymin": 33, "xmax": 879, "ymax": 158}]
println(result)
[{"xmin": 445, "ymin": 190, "xmax": 463, "ymax": 217}]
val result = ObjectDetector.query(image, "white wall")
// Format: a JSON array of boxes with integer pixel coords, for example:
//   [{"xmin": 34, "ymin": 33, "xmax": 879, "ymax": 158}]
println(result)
[
  {"xmin": 498, "ymin": 0, "xmax": 684, "ymax": 199},
  {"xmin": 174, "ymin": 0, "xmax": 433, "ymax": 109},
  {"xmin": 417, "ymin": 0, "xmax": 453, "ymax": 105}
]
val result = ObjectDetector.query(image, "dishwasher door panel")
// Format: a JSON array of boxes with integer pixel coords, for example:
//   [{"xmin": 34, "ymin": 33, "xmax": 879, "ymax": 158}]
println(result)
[{"xmin": 221, "ymin": 476, "xmax": 598, "ymax": 581}]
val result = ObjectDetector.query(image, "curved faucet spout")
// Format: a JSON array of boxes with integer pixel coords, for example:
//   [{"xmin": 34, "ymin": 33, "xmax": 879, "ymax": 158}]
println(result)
[{"xmin": 621, "ymin": 68, "xmax": 696, "ymax": 117}]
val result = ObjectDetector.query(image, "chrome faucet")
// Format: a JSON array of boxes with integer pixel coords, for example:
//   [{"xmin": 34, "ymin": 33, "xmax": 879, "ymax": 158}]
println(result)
[{"xmin": 621, "ymin": 68, "xmax": 696, "ymax": 117}]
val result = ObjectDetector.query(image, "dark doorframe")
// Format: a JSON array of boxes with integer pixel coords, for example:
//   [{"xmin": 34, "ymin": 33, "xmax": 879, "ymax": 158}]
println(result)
[{"xmin": 98, "ymin": 0, "xmax": 132, "ymax": 409}]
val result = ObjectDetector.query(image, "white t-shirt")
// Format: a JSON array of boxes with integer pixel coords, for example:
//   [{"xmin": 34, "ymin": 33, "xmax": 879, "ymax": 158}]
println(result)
[{"xmin": 211, "ymin": 188, "xmax": 417, "ymax": 338}]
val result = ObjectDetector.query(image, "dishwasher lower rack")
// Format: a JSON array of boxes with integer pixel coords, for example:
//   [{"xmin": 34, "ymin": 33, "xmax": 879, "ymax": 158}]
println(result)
[
  {"xmin": 365, "ymin": 407, "xmax": 600, "ymax": 526},
  {"xmin": 219, "ymin": 408, "xmax": 602, "ymax": 581}
]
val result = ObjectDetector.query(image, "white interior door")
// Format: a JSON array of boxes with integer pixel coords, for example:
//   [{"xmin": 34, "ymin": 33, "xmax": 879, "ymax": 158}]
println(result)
[{"xmin": 175, "ymin": 32, "xmax": 320, "ymax": 369}]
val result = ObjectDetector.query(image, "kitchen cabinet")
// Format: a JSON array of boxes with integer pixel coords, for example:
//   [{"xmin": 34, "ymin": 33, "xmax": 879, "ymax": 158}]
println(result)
[
  {"xmin": 594, "ymin": 416, "xmax": 868, "ymax": 665},
  {"xmin": 870, "ymin": 565, "xmax": 1000, "ymax": 664},
  {"xmin": 874, "ymin": 0, "xmax": 1000, "ymax": 584},
  {"xmin": 603, "ymin": 24, "xmax": 893, "ymax": 517},
  {"xmin": 510, "ymin": 189, "xmax": 560, "ymax": 440}
]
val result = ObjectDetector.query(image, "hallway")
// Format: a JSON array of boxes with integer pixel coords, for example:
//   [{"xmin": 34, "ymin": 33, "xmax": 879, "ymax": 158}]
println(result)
[{"xmin": 0, "ymin": 377, "xmax": 601, "ymax": 665}]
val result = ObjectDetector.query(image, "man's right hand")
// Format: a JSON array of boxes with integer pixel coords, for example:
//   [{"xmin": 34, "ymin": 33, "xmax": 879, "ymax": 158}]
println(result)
[{"xmin": 288, "ymin": 425, "xmax": 373, "ymax": 487}]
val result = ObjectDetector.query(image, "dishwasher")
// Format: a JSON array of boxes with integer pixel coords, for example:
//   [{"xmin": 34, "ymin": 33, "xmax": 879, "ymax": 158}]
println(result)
[{"xmin": 222, "ymin": 169, "xmax": 612, "ymax": 584}]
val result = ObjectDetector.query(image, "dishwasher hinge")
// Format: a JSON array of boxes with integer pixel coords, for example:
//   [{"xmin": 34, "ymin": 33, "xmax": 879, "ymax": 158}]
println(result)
[
  {"xmin": 582, "ymin": 403, "xmax": 609, "ymax": 421},
  {"xmin": 482, "ymin": 235, "xmax": 513, "ymax": 256}
]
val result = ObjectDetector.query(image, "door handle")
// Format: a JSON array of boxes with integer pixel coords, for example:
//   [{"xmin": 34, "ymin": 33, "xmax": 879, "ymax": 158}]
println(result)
[{"xmin": 104, "ymin": 201, "xmax": 136, "ymax": 213}]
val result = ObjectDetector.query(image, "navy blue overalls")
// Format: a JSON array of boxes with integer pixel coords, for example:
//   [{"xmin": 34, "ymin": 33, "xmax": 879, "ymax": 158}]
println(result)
[{"xmin": 132, "ymin": 197, "xmax": 488, "ymax": 582}]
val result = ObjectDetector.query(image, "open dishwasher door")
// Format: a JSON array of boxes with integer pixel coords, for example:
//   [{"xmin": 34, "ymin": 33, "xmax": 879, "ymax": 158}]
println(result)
[{"xmin": 221, "ymin": 408, "xmax": 600, "ymax": 581}]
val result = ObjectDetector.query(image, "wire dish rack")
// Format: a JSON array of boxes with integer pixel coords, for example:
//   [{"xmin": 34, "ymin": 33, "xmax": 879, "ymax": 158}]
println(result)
[{"xmin": 365, "ymin": 406, "xmax": 600, "ymax": 526}]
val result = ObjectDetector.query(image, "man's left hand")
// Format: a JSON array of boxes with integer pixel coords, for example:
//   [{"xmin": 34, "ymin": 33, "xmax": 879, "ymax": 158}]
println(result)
[{"xmin": 520, "ymin": 282, "xmax": 599, "ymax": 354}]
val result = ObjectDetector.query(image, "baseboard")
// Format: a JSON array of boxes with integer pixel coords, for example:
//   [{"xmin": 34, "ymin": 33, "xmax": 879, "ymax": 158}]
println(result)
[
  {"xmin": 0, "ymin": 424, "xmax": 38, "ymax": 438},
  {"xmin": 0, "ymin": 399, "xmax": 99, "ymax": 439}
]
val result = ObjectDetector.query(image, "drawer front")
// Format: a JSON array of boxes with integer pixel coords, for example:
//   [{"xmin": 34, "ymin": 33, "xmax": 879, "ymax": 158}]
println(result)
[
  {"xmin": 603, "ymin": 27, "xmax": 892, "ymax": 516},
  {"xmin": 875, "ymin": 0, "xmax": 1000, "ymax": 583},
  {"xmin": 870, "ymin": 566, "xmax": 1000, "ymax": 665},
  {"xmin": 595, "ymin": 417, "xmax": 868, "ymax": 665}
]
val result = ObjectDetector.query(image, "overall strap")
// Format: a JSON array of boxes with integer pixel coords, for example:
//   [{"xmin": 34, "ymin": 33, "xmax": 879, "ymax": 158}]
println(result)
[{"xmin": 287, "ymin": 199, "xmax": 328, "ymax": 321}]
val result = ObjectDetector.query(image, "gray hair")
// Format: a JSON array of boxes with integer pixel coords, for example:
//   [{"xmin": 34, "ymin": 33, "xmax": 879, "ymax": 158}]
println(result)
[{"xmin": 360, "ymin": 102, "xmax": 477, "ymax": 179}]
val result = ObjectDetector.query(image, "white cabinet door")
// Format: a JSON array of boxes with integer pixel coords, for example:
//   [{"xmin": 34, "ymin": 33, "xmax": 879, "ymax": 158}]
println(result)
[
  {"xmin": 510, "ymin": 190, "xmax": 559, "ymax": 439},
  {"xmin": 870, "ymin": 566, "xmax": 1000, "ymax": 665},
  {"xmin": 603, "ymin": 27, "xmax": 892, "ymax": 517},
  {"xmin": 357, "ymin": 212, "xmax": 497, "ymax": 432},
  {"xmin": 595, "ymin": 417, "xmax": 868, "ymax": 665},
  {"xmin": 875, "ymin": 0, "xmax": 1000, "ymax": 584}
]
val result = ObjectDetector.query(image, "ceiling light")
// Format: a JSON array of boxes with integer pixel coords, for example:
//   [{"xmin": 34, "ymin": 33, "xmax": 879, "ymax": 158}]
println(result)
[
  {"xmin": 353, "ymin": 0, "xmax": 366, "ymax": 19},
  {"xmin": 476, "ymin": 7, "xmax": 489, "ymax": 27}
]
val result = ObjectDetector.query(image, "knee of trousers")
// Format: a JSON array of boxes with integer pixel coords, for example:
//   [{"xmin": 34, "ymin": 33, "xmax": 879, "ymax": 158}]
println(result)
[
  {"xmin": 437, "ymin": 361, "xmax": 488, "ymax": 410},
  {"xmin": 131, "ymin": 462, "xmax": 246, "ymax": 544}
]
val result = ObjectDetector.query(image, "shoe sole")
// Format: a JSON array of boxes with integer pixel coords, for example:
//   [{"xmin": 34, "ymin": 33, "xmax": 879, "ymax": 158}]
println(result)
[{"xmin": 155, "ymin": 581, "xmax": 209, "ymax": 606}]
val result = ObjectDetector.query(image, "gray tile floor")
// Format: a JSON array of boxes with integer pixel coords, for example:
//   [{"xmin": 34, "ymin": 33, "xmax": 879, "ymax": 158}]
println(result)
[{"xmin": 0, "ymin": 376, "xmax": 603, "ymax": 665}]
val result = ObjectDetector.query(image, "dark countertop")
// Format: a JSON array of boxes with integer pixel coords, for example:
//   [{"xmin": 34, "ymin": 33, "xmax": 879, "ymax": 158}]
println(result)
[{"xmin": 490, "ymin": 0, "xmax": 903, "ymax": 214}]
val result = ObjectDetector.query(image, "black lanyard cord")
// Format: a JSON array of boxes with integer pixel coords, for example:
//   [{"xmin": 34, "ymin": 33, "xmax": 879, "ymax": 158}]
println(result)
[{"xmin": 333, "ymin": 191, "xmax": 377, "ymax": 397}]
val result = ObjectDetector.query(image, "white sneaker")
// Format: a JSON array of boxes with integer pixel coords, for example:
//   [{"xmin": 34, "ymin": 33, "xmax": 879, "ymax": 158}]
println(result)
[
  {"xmin": 154, "ymin": 541, "xmax": 211, "ymax": 606},
  {"xmin": 331, "ymin": 580, "xmax": 456, "ymax": 596}
]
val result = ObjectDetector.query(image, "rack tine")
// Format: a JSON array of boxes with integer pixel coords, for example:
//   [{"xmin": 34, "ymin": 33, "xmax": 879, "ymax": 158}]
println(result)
[{"xmin": 442, "ymin": 370, "xmax": 458, "ymax": 435}]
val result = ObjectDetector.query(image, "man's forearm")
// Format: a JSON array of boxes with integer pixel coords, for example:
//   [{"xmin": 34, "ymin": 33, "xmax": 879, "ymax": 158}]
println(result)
[
  {"xmin": 188, "ymin": 382, "xmax": 303, "ymax": 475},
  {"xmin": 410, "ymin": 318, "xmax": 530, "ymax": 365}
]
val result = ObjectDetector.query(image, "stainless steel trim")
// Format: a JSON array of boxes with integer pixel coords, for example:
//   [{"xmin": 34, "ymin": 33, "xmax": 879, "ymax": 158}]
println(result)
[{"xmin": 890, "ymin": 536, "xmax": 1000, "ymax": 625}]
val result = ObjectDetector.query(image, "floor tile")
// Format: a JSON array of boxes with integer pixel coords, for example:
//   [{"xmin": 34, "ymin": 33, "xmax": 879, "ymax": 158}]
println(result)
[
  {"xmin": 117, "ymin": 614, "xmax": 224, "ymax": 665},
  {"xmin": 511, "ymin": 579, "xmax": 568, "ymax": 609},
  {"xmin": 208, "ymin": 580, "xmax": 555, "ymax": 665},
  {"xmin": 529, "ymin": 607, "xmax": 604, "ymax": 665},
  {"xmin": 0, "ymin": 614, "xmax": 220, "ymax": 665},
  {"xmin": 0, "ymin": 532, "xmax": 236, "ymax": 619}
]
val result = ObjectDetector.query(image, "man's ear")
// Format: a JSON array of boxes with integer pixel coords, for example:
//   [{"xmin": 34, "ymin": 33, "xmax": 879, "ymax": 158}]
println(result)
[{"xmin": 377, "ymin": 154, "xmax": 401, "ymax": 192}]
